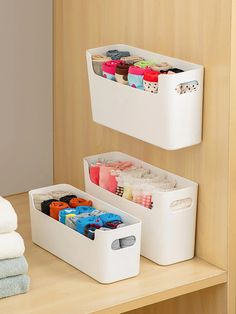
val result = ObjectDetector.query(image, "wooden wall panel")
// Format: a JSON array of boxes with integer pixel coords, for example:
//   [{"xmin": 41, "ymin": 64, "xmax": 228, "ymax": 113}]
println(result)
[
  {"xmin": 126, "ymin": 284, "xmax": 227, "ymax": 314},
  {"xmin": 54, "ymin": 0, "xmax": 231, "ymax": 270}
]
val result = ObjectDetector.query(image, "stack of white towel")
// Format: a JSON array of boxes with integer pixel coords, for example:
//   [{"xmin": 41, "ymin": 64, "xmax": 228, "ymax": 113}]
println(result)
[{"xmin": 0, "ymin": 196, "xmax": 30, "ymax": 298}]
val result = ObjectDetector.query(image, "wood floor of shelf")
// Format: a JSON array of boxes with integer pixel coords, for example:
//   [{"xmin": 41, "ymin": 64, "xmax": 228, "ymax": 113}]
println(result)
[{"xmin": 0, "ymin": 193, "xmax": 227, "ymax": 314}]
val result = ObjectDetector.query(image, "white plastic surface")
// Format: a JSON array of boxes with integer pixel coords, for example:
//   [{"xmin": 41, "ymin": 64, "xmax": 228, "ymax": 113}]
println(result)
[
  {"xmin": 86, "ymin": 44, "xmax": 204, "ymax": 150},
  {"xmin": 29, "ymin": 184, "xmax": 141, "ymax": 284},
  {"xmin": 84, "ymin": 152, "xmax": 198, "ymax": 265}
]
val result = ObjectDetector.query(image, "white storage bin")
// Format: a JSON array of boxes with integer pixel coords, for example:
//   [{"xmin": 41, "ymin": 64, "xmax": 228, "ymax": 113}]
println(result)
[
  {"xmin": 29, "ymin": 184, "xmax": 141, "ymax": 284},
  {"xmin": 84, "ymin": 152, "xmax": 198, "ymax": 265},
  {"xmin": 86, "ymin": 44, "xmax": 204, "ymax": 150}
]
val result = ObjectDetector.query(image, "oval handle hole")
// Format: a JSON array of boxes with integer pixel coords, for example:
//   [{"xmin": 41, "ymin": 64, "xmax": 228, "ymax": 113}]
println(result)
[
  {"xmin": 170, "ymin": 198, "xmax": 193, "ymax": 211},
  {"xmin": 111, "ymin": 236, "xmax": 136, "ymax": 250},
  {"xmin": 175, "ymin": 80, "xmax": 199, "ymax": 94}
]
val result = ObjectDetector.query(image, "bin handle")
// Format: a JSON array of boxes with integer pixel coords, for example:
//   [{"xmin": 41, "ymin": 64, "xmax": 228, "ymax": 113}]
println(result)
[{"xmin": 170, "ymin": 197, "xmax": 193, "ymax": 211}]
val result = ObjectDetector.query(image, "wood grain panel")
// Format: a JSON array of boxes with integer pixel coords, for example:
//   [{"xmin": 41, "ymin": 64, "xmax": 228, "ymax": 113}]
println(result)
[
  {"xmin": 54, "ymin": 0, "xmax": 231, "ymax": 270},
  {"xmin": 125, "ymin": 285, "xmax": 227, "ymax": 314}
]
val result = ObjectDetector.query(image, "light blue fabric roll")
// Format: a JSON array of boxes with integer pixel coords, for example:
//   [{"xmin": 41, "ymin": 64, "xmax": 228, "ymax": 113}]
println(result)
[
  {"xmin": 0, "ymin": 274, "xmax": 30, "ymax": 299},
  {"xmin": 0, "ymin": 256, "xmax": 28, "ymax": 279}
]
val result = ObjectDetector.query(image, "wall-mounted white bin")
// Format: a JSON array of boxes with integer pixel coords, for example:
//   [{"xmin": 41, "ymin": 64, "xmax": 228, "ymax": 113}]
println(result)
[
  {"xmin": 84, "ymin": 152, "xmax": 198, "ymax": 266},
  {"xmin": 29, "ymin": 184, "xmax": 141, "ymax": 284},
  {"xmin": 86, "ymin": 44, "xmax": 204, "ymax": 150}
]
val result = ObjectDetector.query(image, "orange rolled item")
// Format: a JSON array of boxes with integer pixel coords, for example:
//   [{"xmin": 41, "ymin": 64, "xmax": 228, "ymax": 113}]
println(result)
[
  {"xmin": 69, "ymin": 197, "xmax": 93, "ymax": 208},
  {"xmin": 50, "ymin": 201, "xmax": 69, "ymax": 220}
]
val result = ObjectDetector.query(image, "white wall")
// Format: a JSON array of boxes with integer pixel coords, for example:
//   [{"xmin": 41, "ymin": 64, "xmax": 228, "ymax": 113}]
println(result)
[{"xmin": 0, "ymin": 0, "xmax": 53, "ymax": 196}]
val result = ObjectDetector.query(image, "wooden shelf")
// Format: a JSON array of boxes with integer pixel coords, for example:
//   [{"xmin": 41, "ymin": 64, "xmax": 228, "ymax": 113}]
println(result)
[{"xmin": 0, "ymin": 193, "xmax": 227, "ymax": 314}]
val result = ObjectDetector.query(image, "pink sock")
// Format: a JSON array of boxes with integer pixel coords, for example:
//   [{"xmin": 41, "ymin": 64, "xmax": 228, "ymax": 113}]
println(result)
[{"xmin": 89, "ymin": 164, "xmax": 100, "ymax": 185}]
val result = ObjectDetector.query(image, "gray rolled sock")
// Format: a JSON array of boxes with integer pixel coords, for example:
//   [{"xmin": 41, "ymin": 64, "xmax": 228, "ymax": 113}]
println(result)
[
  {"xmin": 120, "ymin": 236, "xmax": 136, "ymax": 248},
  {"xmin": 111, "ymin": 239, "xmax": 121, "ymax": 250}
]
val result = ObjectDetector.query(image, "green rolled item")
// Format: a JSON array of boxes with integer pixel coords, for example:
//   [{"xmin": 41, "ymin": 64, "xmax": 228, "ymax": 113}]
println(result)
[{"xmin": 134, "ymin": 60, "xmax": 156, "ymax": 68}]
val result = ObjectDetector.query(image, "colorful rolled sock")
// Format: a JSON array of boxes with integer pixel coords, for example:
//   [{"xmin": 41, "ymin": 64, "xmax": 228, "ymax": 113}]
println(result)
[
  {"xmin": 76, "ymin": 216, "xmax": 103, "ymax": 236},
  {"xmin": 65, "ymin": 215, "xmax": 77, "ymax": 230},
  {"xmin": 106, "ymin": 50, "xmax": 130, "ymax": 60},
  {"xmin": 59, "ymin": 208, "xmax": 81, "ymax": 224},
  {"xmin": 116, "ymin": 186, "xmax": 124, "ymax": 197},
  {"xmin": 89, "ymin": 164, "xmax": 100, "ymax": 185},
  {"xmin": 143, "ymin": 69, "xmax": 159, "ymax": 94},
  {"xmin": 151, "ymin": 62, "xmax": 172, "ymax": 72},
  {"xmin": 99, "ymin": 213, "xmax": 122, "ymax": 228},
  {"xmin": 59, "ymin": 195, "xmax": 77, "ymax": 204},
  {"xmin": 49, "ymin": 201, "xmax": 69, "ymax": 220},
  {"xmin": 75, "ymin": 206, "xmax": 95, "ymax": 214},
  {"xmin": 69, "ymin": 198, "xmax": 93, "ymax": 208},
  {"xmin": 120, "ymin": 55, "xmax": 144, "ymax": 64},
  {"xmin": 122, "ymin": 184, "xmax": 133, "ymax": 200},
  {"xmin": 102, "ymin": 60, "xmax": 122, "ymax": 80},
  {"xmin": 41, "ymin": 199, "xmax": 57, "ymax": 215},
  {"xmin": 128, "ymin": 66, "xmax": 145, "ymax": 90},
  {"xmin": 84, "ymin": 224, "xmax": 102, "ymax": 240},
  {"xmin": 92, "ymin": 54, "xmax": 111, "ymax": 76},
  {"xmin": 134, "ymin": 60, "xmax": 156, "ymax": 68},
  {"xmin": 115, "ymin": 63, "xmax": 130, "ymax": 85}
]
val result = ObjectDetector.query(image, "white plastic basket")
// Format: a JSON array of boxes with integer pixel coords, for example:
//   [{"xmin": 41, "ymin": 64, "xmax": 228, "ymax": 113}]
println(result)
[
  {"xmin": 84, "ymin": 152, "xmax": 198, "ymax": 265},
  {"xmin": 86, "ymin": 44, "xmax": 204, "ymax": 150},
  {"xmin": 29, "ymin": 184, "xmax": 141, "ymax": 284}
]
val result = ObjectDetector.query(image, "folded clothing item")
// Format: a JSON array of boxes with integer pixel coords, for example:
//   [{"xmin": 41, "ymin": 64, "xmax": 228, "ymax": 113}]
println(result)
[
  {"xmin": 106, "ymin": 49, "xmax": 130, "ymax": 60},
  {"xmin": 50, "ymin": 201, "xmax": 69, "ymax": 220},
  {"xmin": 0, "ymin": 256, "xmax": 28, "ymax": 279},
  {"xmin": 0, "ymin": 274, "xmax": 30, "ymax": 299},
  {"xmin": 69, "ymin": 198, "xmax": 93, "ymax": 208},
  {"xmin": 92, "ymin": 54, "xmax": 111, "ymax": 76},
  {"xmin": 59, "ymin": 195, "xmax": 77, "ymax": 204},
  {"xmin": 0, "ymin": 197, "xmax": 17, "ymax": 234},
  {"xmin": 41, "ymin": 199, "xmax": 58, "ymax": 215},
  {"xmin": 120, "ymin": 55, "xmax": 144, "ymax": 64},
  {"xmin": 0, "ymin": 232, "xmax": 25, "ymax": 260},
  {"xmin": 33, "ymin": 193, "xmax": 53, "ymax": 211},
  {"xmin": 50, "ymin": 190, "xmax": 75, "ymax": 200}
]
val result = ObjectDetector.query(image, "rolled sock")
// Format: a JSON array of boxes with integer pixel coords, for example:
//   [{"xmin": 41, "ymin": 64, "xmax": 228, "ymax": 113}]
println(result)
[
  {"xmin": 99, "ymin": 165, "xmax": 115, "ymax": 190},
  {"xmin": 84, "ymin": 224, "xmax": 102, "ymax": 240},
  {"xmin": 151, "ymin": 62, "xmax": 172, "ymax": 72},
  {"xmin": 49, "ymin": 201, "xmax": 69, "ymax": 220},
  {"xmin": 59, "ymin": 195, "xmax": 77, "ymax": 204},
  {"xmin": 106, "ymin": 50, "xmax": 130, "ymax": 60},
  {"xmin": 76, "ymin": 206, "xmax": 95, "ymax": 214},
  {"xmin": 111, "ymin": 239, "xmax": 121, "ymax": 250},
  {"xmin": 143, "ymin": 69, "xmax": 159, "ymax": 94},
  {"xmin": 69, "ymin": 198, "xmax": 93, "ymax": 208},
  {"xmin": 41, "ymin": 199, "xmax": 57, "ymax": 215},
  {"xmin": 102, "ymin": 60, "xmax": 122, "ymax": 80},
  {"xmin": 66, "ymin": 215, "xmax": 78, "ymax": 230},
  {"xmin": 89, "ymin": 164, "xmax": 100, "ymax": 185},
  {"xmin": 0, "ymin": 197, "xmax": 17, "ymax": 233},
  {"xmin": 0, "ymin": 274, "xmax": 30, "ymax": 299},
  {"xmin": 92, "ymin": 54, "xmax": 111, "ymax": 76},
  {"xmin": 116, "ymin": 186, "xmax": 124, "ymax": 197},
  {"xmin": 120, "ymin": 236, "xmax": 136, "ymax": 248},
  {"xmin": 134, "ymin": 60, "xmax": 156, "ymax": 68},
  {"xmin": 115, "ymin": 63, "xmax": 130, "ymax": 84},
  {"xmin": 33, "ymin": 193, "xmax": 53, "ymax": 210},
  {"xmin": 132, "ymin": 187, "xmax": 143, "ymax": 205},
  {"xmin": 0, "ymin": 232, "xmax": 25, "ymax": 260},
  {"xmin": 59, "ymin": 208, "xmax": 81, "ymax": 224},
  {"xmin": 128, "ymin": 66, "xmax": 145, "ymax": 90},
  {"xmin": 76, "ymin": 216, "xmax": 103, "ymax": 236},
  {"xmin": 89, "ymin": 209, "xmax": 106, "ymax": 216},
  {"xmin": 50, "ymin": 190, "xmax": 74, "ymax": 200},
  {"xmin": 108, "ymin": 170, "xmax": 119, "ymax": 193},
  {"xmin": 0, "ymin": 256, "xmax": 28, "ymax": 279},
  {"xmin": 99, "ymin": 213, "xmax": 122, "ymax": 228},
  {"xmin": 167, "ymin": 68, "xmax": 184, "ymax": 74},
  {"xmin": 122, "ymin": 184, "xmax": 133, "ymax": 200},
  {"xmin": 120, "ymin": 55, "xmax": 144, "ymax": 64}
]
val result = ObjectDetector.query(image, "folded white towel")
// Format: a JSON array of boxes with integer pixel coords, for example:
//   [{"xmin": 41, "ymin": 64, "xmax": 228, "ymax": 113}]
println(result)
[
  {"xmin": 0, "ymin": 232, "xmax": 25, "ymax": 260},
  {"xmin": 0, "ymin": 197, "xmax": 17, "ymax": 233}
]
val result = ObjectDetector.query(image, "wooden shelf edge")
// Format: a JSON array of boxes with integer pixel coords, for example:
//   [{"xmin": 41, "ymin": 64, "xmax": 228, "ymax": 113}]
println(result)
[{"xmin": 94, "ymin": 259, "xmax": 227, "ymax": 314}]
